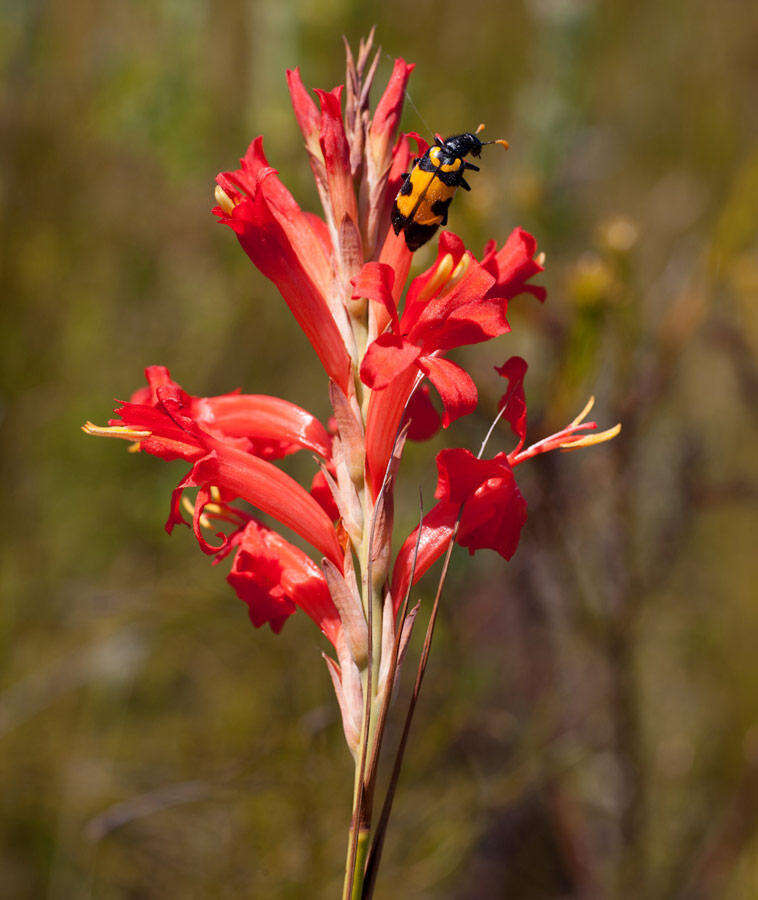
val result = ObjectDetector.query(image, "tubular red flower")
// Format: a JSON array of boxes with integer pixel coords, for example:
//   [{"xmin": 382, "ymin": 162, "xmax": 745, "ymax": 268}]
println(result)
[
  {"xmin": 226, "ymin": 519, "xmax": 341, "ymax": 645},
  {"xmin": 390, "ymin": 448, "xmax": 527, "ymax": 609},
  {"xmin": 92, "ymin": 375, "xmax": 343, "ymax": 567},
  {"xmin": 132, "ymin": 366, "xmax": 331, "ymax": 461},
  {"xmin": 215, "ymin": 140, "xmax": 352, "ymax": 391}
]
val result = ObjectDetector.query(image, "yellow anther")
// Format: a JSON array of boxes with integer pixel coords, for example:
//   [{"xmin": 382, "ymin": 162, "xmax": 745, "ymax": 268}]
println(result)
[
  {"xmin": 536, "ymin": 252, "xmax": 546, "ymax": 267},
  {"xmin": 214, "ymin": 185, "xmax": 236, "ymax": 216},
  {"xmin": 127, "ymin": 442, "xmax": 142, "ymax": 453},
  {"xmin": 210, "ymin": 485, "xmax": 221, "ymax": 501},
  {"xmin": 570, "ymin": 396, "xmax": 595, "ymax": 428},
  {"xmin": 417, "ymin": 253, "xmax": 455, "ymax": 303},
  {"xmin": 448, "ymin": 252, "xmax": 471, "ymax": 284},
  {"xmin": 181, "ymin": 495, "xmax": 211, "ymax": 530},
  {"xmin": 82, "ymin": 421, "xmax": 151, "ymax": 441},
  {"xmin": 560, "ymin": 422, "xmax": 621, "ymax": 450}
]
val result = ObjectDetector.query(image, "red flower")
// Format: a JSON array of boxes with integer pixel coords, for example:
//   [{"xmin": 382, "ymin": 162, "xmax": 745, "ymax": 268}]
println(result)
[
  {"xmin": 213, "ymin": 138, "xmax": 353, "ymax": 392},
  {"xmin": 391, "ymin": 448, "xmax": 527, "ymax": 609},
  {"xmin": 358, "ymin": 228, "xmax": 545, "ymax": 494},
  {"xmin": 130, "ymin": 365, "xmax": 331, "ymax": 460},
  {"xmin": 224, "ymin": 519, "xmax": 341, "ymax": 645},
  {"xmin": 84, "ymin": 369, "xmax": 342, "ymax": 567}
]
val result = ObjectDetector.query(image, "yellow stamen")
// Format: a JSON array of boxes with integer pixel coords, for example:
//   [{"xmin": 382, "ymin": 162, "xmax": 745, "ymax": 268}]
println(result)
[
  {"xmin": 82, "ymin": 421, "xmax": 151, "ymax": 441},
  {"xmin": 127, "ymin": 442, "xmax": 142, "ymax": 453},
  {"xmin": 536, "ymin": 252, "xmax": 546, "ymax": 267},
  {"xmin": 214, "ymin": 185, "xmax": 236, "ymax": 216},
  {"xmin": 560, "ymin": 422, "xmax": 621, "ymax": 450},
  {"xmin": 570, "ymin": 396, "xmax": 595, "ymax": 428},
  {"xmin": 210, "ymin": 485, "xmax": 221, "ymax": 501},
  {"xmin": 449, "ymin": 252, "xmax": 471, "ymax": 283},
  {"xmin": 417, "ymin": 252, "xmax": 455, "ymax": 304}
]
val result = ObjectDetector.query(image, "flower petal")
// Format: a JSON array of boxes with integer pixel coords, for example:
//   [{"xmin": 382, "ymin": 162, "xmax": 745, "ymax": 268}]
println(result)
[
  {"xmin": 360, "ymin": 333, "xmax": 422, "ymax": 391},
  {"xmin": 314, "ymin": 86, "xmax": 358, "ymax": 229},
  {"xmin": 481, "ymin": 226, "xmax": 546, "ymax": 302},
  {"xmin": 351, "ymin": 261, "xmax": 399, "ymax": 334},
  {"xmin": 189, "ymin": 444, "xmax": 343, "ymax": 567},
  {"xmin": 403, "ymin": 383, "xmax": 441, "ymax": 442},
  {"xmin": 193, "ymin": 393, "xmax": 331, "ymax": 460},
  {"xmin": 390, "ymin": 501, "xmax": 458, "ymax": 613},
  {"xmin": 365, "ymin": 365, "xmax": 419, "ymax": 497},
  {"xmin": 421, "ymin": 356, "xmax": 478, "ymax": 427},
  {"xmin": 227, "ymin": 519, "xmax": 341, "ymax": 645},
  {"xmin": 434, "ymin": 448, "xmax": 528, "ymax": 560},
  {"xmin": 286, "ymin": 67, "xmax": 322, "ymax": 155},
  {"xmin": 220, "ymin": 178, "xmax": 351, "ymax": 391},
  {"xmin": 495, "ymin": 356, "xmax": 528, "ymax": 452}
]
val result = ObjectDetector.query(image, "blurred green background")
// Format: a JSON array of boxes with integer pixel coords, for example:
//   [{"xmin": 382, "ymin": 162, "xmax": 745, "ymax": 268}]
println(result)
[{"xmin": 1, "ymin": 0, "xmax": 757, "ymax": 897}]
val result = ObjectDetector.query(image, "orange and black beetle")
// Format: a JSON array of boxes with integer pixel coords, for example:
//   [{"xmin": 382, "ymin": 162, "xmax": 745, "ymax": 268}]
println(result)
[{"xmin": 391, "ymin": 128, "xmax": 508, "ymax": 251}]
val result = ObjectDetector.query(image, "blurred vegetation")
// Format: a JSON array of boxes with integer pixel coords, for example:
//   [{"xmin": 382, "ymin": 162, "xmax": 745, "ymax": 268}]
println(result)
[{"xmin": 1, "ymin": 0, "xmax": 757, "ymax": 897}]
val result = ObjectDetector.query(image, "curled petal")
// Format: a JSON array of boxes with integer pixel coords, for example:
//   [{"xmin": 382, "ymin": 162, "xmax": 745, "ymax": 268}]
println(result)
[
  {"xmin": 403, "ymin": 231, "xmax": 468, "ymax": 329},
  {"xmin": 495, "ymin": 356, "xmax": 528, "ymax": 452},
  {"xmin": 360, "ymin": 333, "xmax": 422, "ymax": 391},
  {"xmin": 421, "ymin": 356, "xmax": 478, "ymax": 427},
  {"xmin": 434, "ymin": 448, "xmax": 527, "ymax": 560},
  {"xmin": 410, "ymin": 258, "xmax": 496, "ymax": 350}
]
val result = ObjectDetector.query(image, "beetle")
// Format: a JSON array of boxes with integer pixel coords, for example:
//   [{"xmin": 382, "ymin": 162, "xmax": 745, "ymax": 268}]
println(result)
[{"xmin": 391, "ymin": 126, "xmax": 508, "ymax": 251}]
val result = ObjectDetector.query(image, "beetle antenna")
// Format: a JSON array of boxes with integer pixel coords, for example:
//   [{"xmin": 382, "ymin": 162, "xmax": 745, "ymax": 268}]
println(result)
[{"xmin": 482, "ymin": 138, "xmax": 510, "ymax": 149}]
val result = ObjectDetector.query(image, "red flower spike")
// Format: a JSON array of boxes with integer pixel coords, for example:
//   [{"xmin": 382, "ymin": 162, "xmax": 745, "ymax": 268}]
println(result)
[
  {"xmin": 495, "ymin": 355, "xmax": 528, "ymax": 453},
  {"xmin": 227, "ymin": 519, "xmax": 341, "ymax": 645}
]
